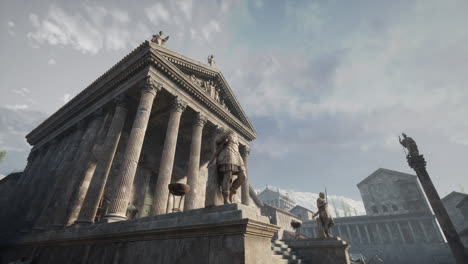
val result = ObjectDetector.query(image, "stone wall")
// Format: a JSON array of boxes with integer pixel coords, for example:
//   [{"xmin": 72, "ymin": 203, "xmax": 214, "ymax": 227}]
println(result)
[
  {"xmin": 1, "ymin": 204, "xmax": 279, "ymax": 264},
  {"xmin": 260, "ymin": 203, "xmax": 302, "ymax": 240}
]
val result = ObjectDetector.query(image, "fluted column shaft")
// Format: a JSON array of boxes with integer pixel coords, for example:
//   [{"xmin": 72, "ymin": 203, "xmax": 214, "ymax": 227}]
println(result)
[
  {"xmin": 74, "ymin": 99, "xmax": 128, "ymax": 225},
  {"xmin": 151, "ymin": 97, "xmax": 187, "ymax": 215},
  {"xmin": 103, "ymin": 79, "xmax": 160, "ymax": 222},
  {"xmin": 183, "ymin": 113, "xmax": 207, "ymax": 211},
  {"xmin": 241, "ymin": 146, "xmax": 250, "ymax": 206}
]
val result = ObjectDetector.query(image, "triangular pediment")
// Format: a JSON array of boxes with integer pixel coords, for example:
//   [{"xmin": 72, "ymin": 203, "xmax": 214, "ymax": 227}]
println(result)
[
  {"xmin": 150, "ymin": 43, "xmax": 256, "ymax": 137},
  {"xmin": 358, "ymin": 168, "xmax": 416, "ymax": 187}
]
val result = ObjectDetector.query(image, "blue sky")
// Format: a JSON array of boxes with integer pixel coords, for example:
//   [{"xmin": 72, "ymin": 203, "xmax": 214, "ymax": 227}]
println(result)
[{"xmin": 1, "ymin": 0, "xmax": 468, "ymax": 200}]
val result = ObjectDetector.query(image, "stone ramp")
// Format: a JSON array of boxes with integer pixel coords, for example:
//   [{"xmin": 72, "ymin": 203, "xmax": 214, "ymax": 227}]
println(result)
[{"xmin": 271, "ymin": 240, "xmax": 305, "ymax": 264}]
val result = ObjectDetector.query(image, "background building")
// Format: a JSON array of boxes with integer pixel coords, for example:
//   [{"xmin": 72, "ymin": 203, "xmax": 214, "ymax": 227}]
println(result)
[
  {"xmin": 296, "ymin": 168, "xmax": 454, "ymax": 264},
  {"xmin": 258, "ymin": 186, "xmax": 296, "ymax": 211},
  {"xmin": 357, "ymin": 168, "xmax": 431, "ymax": 216}
]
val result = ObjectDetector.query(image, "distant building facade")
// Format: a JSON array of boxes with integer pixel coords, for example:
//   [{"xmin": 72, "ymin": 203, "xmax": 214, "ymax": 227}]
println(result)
[
  {"xmin": 357, "ymin": 168, "xmax": 431, "ymax": 216},
  {"xmin": 258, "ymin": 186, "xmax": 295, "ymax": 211},
  {"xmin": 296, "ymin": 168, "xmax": 454, "ymax": 264},
  {"xmin": 290, "ymin": 205, "xmax": 314, "ymax": 221},
  {"xmin": 442, "ymin": 191, "xmax": 468, "ymax": 248}
]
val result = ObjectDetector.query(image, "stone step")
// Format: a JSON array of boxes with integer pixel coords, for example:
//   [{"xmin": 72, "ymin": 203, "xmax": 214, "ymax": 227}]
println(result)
[
  {"xmin": 270, "ymin": 241, "xmax": 305, "ymax": 264},
  {"xmin": 271, "ymin": 246, "xmax": 292, "ymax": 252},
  {"xmin": 271, "ymin": 255, "xmax": 289, "ymax": 264},
  {"xmin": 272, "ymin": 242, "xmax": 289, "ymax": 248}
]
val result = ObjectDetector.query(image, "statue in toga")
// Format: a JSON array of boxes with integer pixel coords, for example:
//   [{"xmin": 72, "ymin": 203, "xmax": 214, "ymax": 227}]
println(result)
[{"xmin": 313, "ymin": 192, "xmax": 335, "ymax": 238}]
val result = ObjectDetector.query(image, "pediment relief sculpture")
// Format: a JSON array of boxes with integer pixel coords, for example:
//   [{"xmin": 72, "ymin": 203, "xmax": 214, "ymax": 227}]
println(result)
[{"xmin": 189, "ymin": 74, "xmax": 230, "ymax": 113}]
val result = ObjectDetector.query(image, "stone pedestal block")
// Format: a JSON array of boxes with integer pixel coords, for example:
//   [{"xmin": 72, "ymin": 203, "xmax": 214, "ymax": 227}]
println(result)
[
  {"xmin": 1, "ymin": 204, "xmax": 280, "ymax": 264},
  {"xmin": 286, "ymin": 237, "xmax": 351, "ymax": 264}
]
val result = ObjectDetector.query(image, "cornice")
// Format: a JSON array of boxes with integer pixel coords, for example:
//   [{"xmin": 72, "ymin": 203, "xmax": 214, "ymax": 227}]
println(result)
[
  {"xmin": 26, "ymin": 40, "xmax": 257, "ymax": 149},
  {"xmin": 27, "ymin": 41, "xmax": 153, "ymax": 147}
]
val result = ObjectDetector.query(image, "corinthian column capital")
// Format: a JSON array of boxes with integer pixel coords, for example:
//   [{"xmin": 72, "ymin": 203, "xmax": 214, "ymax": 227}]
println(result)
[
  {"xmin": 193, "ymin": 112, "xmax": 207, "ymax": 128},
  {"xmin": 170, "ymin": 97, "xmax": 187, "ymax": 113},
  {"xmin": 113, "ymin": 94, "xmax": 129, "ymax": 109},
  {"xmin": 140, "ymin": 76, "xmax": 162, "ymax": 95}
]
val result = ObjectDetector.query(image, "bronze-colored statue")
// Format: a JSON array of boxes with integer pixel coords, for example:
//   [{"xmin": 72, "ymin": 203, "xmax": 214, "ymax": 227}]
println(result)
[
  {"xmin": 211, "ymin": 130, "xmax": 246, "ymax": 204},
  {"xmin": 151, "ymin": 31, "xmax": 170, "ymax": 46},
  {"xmin": 313, "ymin": 192, "xmax": 334, "ymax": 238},
  {"xmin": 399, "ymin": 133, "xmax": 419, "ymax": 157}
]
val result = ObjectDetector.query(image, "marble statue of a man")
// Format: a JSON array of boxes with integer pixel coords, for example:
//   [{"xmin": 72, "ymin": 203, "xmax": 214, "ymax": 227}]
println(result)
[
  {"xmin": 212, "ymin": 130, "xmax": 246, "ymax": 204},
  {"xmin": 313, "ymin": 192, "xmax": 334, "ymax": 238}
]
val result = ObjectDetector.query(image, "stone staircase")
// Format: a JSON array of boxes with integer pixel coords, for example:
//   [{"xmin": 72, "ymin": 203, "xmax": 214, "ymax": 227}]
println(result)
[{"xmin": 271, "ymin": 240, "xmax": 305, "ymax": 264}]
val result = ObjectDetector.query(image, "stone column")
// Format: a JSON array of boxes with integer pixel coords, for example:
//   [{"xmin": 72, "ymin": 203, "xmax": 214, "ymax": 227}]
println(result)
[
  {"xmin": 240, "ymin": 145, "xmax": 250, "ymax": 206},
  {"xmin": 102, "ymin": 78, "xmax": 161, "ymax": 222},
  {"xmin": 375, "ymin": 223, "xmax": 384, "ymax": 244},
  {"xmin": 32, "ymin": 122, "xmax": 87, "ymax": 229},
  {"xmin": 184, "ymin": 113, "xmax": 207, "ymax": 211},
  {"xmin": 151, "ymin": 97, "xmax": 187, "ymax": 215},
  {"xmin": 396, "ymin": 222, "xmax": 406, "ymax": 244},
  {"xmin": 51, "ymin": 110, "xmax": 110, "ymax": 228},
  {"xmin": 74, "ymin": 97, "xmax": 128, "ymax": 225}
]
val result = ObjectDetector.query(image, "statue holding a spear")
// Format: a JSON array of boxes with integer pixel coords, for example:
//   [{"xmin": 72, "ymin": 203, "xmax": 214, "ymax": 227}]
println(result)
[{"xmin": 313, "ymin": 189, "xmax": 335, "ymax": 238}]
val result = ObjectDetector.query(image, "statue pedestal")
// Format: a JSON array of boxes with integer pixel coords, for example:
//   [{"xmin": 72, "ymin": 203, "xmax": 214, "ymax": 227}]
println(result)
[
  {"xmin": 285, "ymin": 237, "xmax": 351, "ymax": 264},
  {"xmin": 1, "ymin": 204, "xmax": 280, "ymax": 264}
]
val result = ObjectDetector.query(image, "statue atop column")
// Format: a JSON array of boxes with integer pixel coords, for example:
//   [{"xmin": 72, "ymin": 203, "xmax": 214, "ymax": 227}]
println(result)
[
  {"xmin": 399, "ymin": 133, "xmax": 419, "ymax": 157},
  {"xmin": 210, "ymin": 130, "xmax": 246, "ymax": 204},
  {"xmin": 151, "ymin": 31, "xmax": 170, "ymax": 46},
  {"xmin": 313, "ymin": 192, "xmax": 334, "ymax": 238},
  {"xmin": 208, "ymin": 55, "xmax": 216, "ymax": 67}
]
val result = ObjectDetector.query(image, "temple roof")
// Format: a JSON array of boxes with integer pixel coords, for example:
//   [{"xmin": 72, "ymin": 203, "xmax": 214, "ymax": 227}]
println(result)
[
  {"xmin": 26, "ymin": 40, "xmax": 256, "ymax": 148},
  {"xmin": 357, "ymin": 168, "xmax": 416, "ymax": 187}
]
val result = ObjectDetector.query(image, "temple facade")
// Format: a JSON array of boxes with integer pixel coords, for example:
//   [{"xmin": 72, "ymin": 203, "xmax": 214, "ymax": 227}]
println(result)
[{"xmin": 2, "ymin": 39, "xmax": 257, "ymax": 234}]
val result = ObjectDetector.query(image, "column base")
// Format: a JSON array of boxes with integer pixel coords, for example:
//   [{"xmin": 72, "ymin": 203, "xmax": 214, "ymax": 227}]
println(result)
[
  {"xmin": 73, "ymin": 220, "xmax": 94, "ymax": 227},
  {"xmin": 100, "ymin": 214, "xmax": 127, "ymax": 223}
]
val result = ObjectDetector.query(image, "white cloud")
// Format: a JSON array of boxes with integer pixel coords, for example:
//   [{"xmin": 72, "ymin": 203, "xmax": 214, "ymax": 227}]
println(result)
[
  {"xmin": 6, "ymin": 20, "xmax": 15, "ymax": 35},
  {"xmin": 48, "ymin": 58, "xmax": 56, "ymax": 65},
  {"xmin": 5, "ymin": 104, "xmax": 29, "ymax": 111},
  {"xmin": 27, "ymin": 6, "xmax": 133, "ymax": 55},
  {"xmin": 190, "ymin": 20, "xmax": 221, "ymax": 43},
  {"xmin": 176, "ymin": 0, "xmax": 193, "ymax": 20},
  {"xmin": 62, "ymin": 93, "xmax": 72, "ymax": 104},
  {"xmin": 145, "ymin": 3, "xmax": 170, "ymax": 24},
  {"xmin": 12, "ymin": 88, "xmax": 31, "ymax": 97}
]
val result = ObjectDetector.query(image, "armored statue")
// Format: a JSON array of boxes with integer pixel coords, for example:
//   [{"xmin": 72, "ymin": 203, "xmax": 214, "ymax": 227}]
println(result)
[
  {"xmin": 313, "ymin": 192, "xmax": 334, "ymax": 238},
  {"xmin": 208, "ymin": 54, "xmax": 216, "ymax": 67},
  {"xmin": 210, "ymin": 130, "xmax": 246, "ymax": 204},
  {"xmin": 151, "ymin": 31, "xmax": 170, "ymax": 46},
  {"xmin": 399, "ymin": 133, "xmax": 419, "ymax": 157}
]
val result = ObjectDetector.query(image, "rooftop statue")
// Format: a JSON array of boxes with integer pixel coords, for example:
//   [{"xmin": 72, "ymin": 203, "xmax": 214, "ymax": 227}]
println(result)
[
  {"xmin": 151, "ymin": 31, "xmax": 170, "ymax": 46},
  {"xmin": 208, "ymin": 54, "xmax": 216, "ymax": 67}
]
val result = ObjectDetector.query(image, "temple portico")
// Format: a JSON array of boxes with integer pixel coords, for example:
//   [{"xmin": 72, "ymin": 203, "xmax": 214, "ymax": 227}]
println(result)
[{"xmin": 3, "ymin": 39, "xmax": 256, "ymax": 233}]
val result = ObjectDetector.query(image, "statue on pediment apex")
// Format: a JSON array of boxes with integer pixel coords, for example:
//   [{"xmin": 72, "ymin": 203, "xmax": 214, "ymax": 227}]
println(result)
[{"xmin": 151, "ymin": 31, "xmax": 170, "ymax": 46}]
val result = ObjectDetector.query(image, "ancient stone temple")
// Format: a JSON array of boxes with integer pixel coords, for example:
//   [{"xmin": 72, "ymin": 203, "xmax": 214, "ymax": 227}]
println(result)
[{"xmin": 0, "ymin": 37, "xmax": 284, "ymax": 264}]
